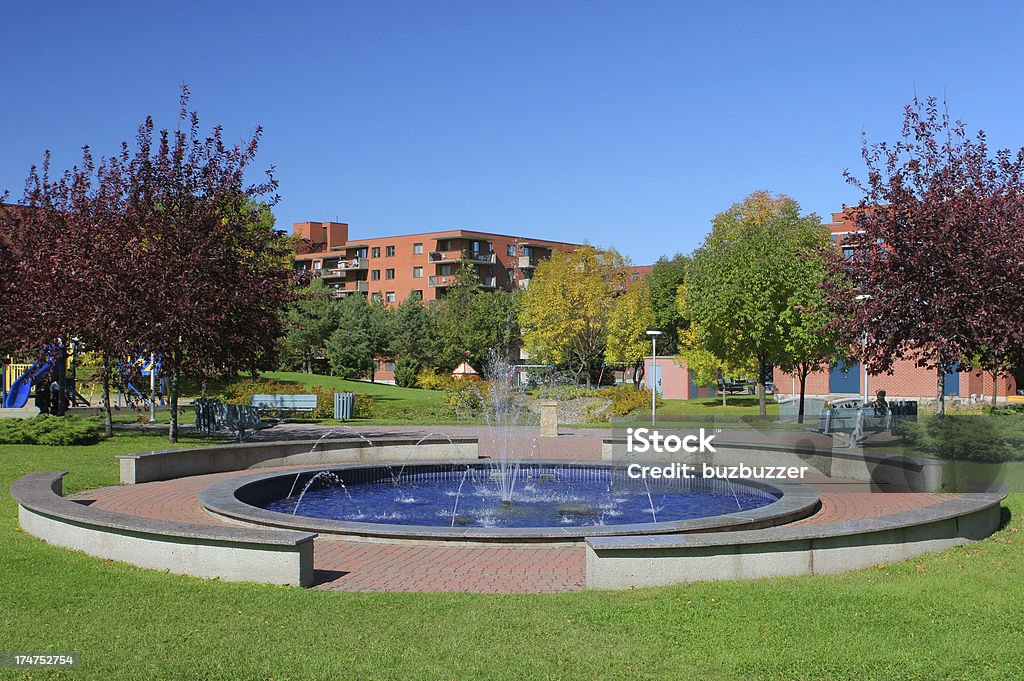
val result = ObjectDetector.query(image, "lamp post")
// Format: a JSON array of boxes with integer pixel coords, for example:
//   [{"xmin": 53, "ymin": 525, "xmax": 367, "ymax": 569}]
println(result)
[
  {"xmin": 646, "ymin": 328, "xmax": 664, "ymax": 426},
  {"xmin": 854, "ymin": 295, "xmax": 873, "ymax": 406}
]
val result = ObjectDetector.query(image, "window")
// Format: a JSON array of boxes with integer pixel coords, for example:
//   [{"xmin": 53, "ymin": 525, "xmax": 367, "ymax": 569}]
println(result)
[
  {"xmin": 842, "ymin": 247, "xmax": 856, "ymax": 260},
  {"xmin": 410, "ymin": 290, "xmax": 423, "ymax": 301},
  {"xmin": 507, "ymin": 244, "xmax": 516, "ymax": 256},
  {"xmin": 312, "ymin": 261, "xmax": 323, "ymax": 270},
  {"xmin": 371, "ymin": 292, "xmax": 382, "ymax": 303},
  {"xmin": 384, "ymin": 361, "xmax": 395, "ymax": 372},
  {"xmin": 385, "ymin": 268, "xmax": 395, "ymax": 280},
  {"xmin": 413, "ymin": 243, "xmax": 423, "ymax": 254},
  {"xmin": 438, "ymin": 263, "xmax": 454, "ymax": 276},
  {"xmin": 437, "ymin": 239, "xmax": 451, "ymax": 251},
  {"xmin": 386, "ymin": 245, "xmax": 395, "ymax": 257},
  {"xmin": 506, "ymin": 268, "xmax": 515, "ymax": 282},
  {"xmin": 413, "ymin": 267, "xmax": 423, "ymax": 278},
  {"xmin": 371, "ymin": 269, "xmax": 381, "ymax": 281},
  {"xmin": 385, "ymin": 291, "xmax": 396, "ymax": 303},
  {"xmin": 371, "ymin": 247, "xmax": 380, "ymax": 258},
  {"xmin": 355, "ymin": 247, "xmax": 368, "ymax": 259}
]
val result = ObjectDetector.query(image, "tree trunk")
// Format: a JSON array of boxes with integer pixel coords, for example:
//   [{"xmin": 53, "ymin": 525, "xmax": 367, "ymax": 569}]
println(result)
[
  {"xmin": 585, "ymin": 361, "xmax": 592, "ymax": 389},
  {"xmin": 55, "ymin": 343, "xmax": 68, "ymax": 417},
  {"xmin": 757, "ymin": 356, "xmax": 767, "ymax": 418},
  {"xmin": 797, "ymin": 364, "xmax": 808, "ymax": 425},
  {"xmin": 935, "ymin": 364, "xmax": 946, "ymax": 418},
  {"xmin": 101, "ymin": 352, "xmax": 113, "ymax": 437},
  {"xmin": 168, "ymin": 352, "xmax": 180, "ymax": 444}
]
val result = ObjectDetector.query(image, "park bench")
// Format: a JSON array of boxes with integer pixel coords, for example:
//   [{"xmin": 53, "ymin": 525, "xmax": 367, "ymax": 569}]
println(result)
[
  {"xmin": 816, "ymin": 400, "xmax": 917, "ymax": 447},
  {"xmin": 193, "ymin": 398, "xmax": 276, "ymax": 441},
  {"xmin": 250, "ymin": 394, "xmax": 318, "ymax": 417},
  {"xmin": 717, "ymin": 379, "xmax": 748, "ymax": 395}
]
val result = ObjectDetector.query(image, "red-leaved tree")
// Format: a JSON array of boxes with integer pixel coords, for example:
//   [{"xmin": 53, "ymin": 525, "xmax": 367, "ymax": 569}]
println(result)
[{"xmin": 831, "ymin": 97, "xmax": 1024, "ymax": 415}]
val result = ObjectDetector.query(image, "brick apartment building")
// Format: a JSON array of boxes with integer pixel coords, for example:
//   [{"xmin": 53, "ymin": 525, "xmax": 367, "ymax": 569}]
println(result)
[
  {"xmin": 292, "ymin": 221, "xmax": 580, "ymax": 306},
  {"xmin": 772, "ymin": 209, "xmax": 1023, "ymax": 402}
]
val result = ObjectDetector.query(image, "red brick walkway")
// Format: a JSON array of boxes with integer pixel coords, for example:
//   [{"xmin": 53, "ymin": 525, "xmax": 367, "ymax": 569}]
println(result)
[{"xmin": 68, "ymin": 458, "xmax": 950, "ymax": 594}]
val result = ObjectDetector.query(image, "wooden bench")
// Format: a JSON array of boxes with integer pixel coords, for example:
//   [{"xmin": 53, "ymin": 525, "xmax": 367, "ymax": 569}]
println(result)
[{"xmin": 251, "ymin": 394, "xmax": 318, "ymax": 416}]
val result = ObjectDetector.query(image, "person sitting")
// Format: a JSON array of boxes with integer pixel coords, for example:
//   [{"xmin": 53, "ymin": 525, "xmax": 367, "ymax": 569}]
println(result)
[{"xmin": 872, "ymin": 389, "xmax": 888, "ymax": 417}]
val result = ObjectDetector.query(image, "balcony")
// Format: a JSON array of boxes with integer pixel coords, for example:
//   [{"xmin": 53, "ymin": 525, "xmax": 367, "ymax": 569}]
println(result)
[
  {"xmin": 428, "ymin": 249, "xmax": 495, "ymax": 264},
  {"xmin": 330, "ymin": 281, "xmax": 369, "ymax": 297},
  {"xmin": 479, "ymin": 276, "xmax": 497, "ymax": 288},
  {"xmin": 428, "ymin": 275, "xmax": 454, "ymax": 288},
  {"xmin": 518, "ymin": 255, "xmax": 540, "ymax": 269}
]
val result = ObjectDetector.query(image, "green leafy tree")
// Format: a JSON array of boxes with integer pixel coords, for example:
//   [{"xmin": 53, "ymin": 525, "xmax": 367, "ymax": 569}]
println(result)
[
  {"xmin": 283, "ymin": 277, "xmax": 338, "ymax": 374},
  {"xmin": 365, "ymin": 299, "xmax": 392, "ymax": 383},
  {"xmin": 389, "ymin": 292, "xmax": 437, "ymax": 368},
  {"xmin": 325, "ymin": 295, "xmax": 373, "ymax": 379},
  {"xmin": 683, "ymin": 191, "xmax": 829, "ymax": 417},
  {"xmin": 777, "ymin": 284, "xmax": 845, "ymax": 423},
  {"xmin": 605, "ymin": 280, "xmax": 655, "ymax": 388},
  {"xmin": 519, "ymin": 245, "xmax": 629, "ymax": 388},
  {"xmin": 646, "ymin": 254, "xmax": 689, "ymax": 355}
]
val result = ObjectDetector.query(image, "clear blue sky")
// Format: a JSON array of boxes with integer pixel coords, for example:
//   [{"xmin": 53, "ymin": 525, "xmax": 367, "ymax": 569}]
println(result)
[{"xmin": 2, "ymin": 1, "xmax": 1022, "ymax": 264}]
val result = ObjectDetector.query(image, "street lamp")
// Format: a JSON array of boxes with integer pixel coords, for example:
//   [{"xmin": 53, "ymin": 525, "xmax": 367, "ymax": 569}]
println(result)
[
  {"xmin": 646, "ymin": 328, "xmax": 664, "ymax": 426},
  {"xmin": 854, "ymin": 294, "xmax": 873, "ymax": 405}
]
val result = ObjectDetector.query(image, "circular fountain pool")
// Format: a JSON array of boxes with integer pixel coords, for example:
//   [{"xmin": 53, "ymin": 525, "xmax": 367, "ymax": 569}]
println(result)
[{"xmin": 200, "ymin": 462, "xmax": 821, "ymax": 542}]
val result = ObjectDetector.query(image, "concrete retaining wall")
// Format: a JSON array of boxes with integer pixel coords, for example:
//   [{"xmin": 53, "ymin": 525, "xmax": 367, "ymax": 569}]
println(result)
[
  {"xmin": 119, "ymin": 437, "xmax": 478, "ymax": 484},
  {"xmin": 585, "ymin": 491, "xmax": 1005, "ymax": 589},
  {"xmin": 12, "ymin": 472, "xmax": 316, "ymax": 587}
]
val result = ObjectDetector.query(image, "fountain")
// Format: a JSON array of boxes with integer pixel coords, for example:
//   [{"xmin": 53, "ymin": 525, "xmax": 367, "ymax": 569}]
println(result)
[{"xmin": 202, "ymin": 355, "xmax": 808, "ymax": 540}]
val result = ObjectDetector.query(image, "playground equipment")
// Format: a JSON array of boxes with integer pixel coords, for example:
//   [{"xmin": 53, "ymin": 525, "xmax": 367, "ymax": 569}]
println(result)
[
  {"xmin": 2, "ymin": 342, "xmax": 91, "ymax": 411},
  {"xmin": 2, "ymin": 359, "xmax": 51, "ymax": 409},
  {"xmin": 116, "ymin": 355, "xmax": 165, "ymax": 420}
]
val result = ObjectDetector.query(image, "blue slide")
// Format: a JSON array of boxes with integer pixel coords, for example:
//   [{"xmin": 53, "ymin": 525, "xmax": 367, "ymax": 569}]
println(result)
[{"xmin": 2, "ymin": 361, "xmax": 51, "ymax": 408}]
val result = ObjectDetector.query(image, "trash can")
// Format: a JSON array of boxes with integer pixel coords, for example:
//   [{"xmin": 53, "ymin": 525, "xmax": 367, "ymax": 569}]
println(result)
[{"xmin": 334, "ymin": 392, "xmax": 355, "ymax": 420}]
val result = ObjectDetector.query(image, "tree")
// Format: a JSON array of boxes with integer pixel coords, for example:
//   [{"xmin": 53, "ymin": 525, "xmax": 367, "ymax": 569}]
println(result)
[
  {"xmin": 676, "ymin": 289, "xmax": 758, "ymax": 406},
  {"xmin": 326, "ymin": 294, "xmax": 374, "ymax": 379},
  {"xmin": 126, "ymin": 87, "xmax": 294, "ymax": 442},
  {"xmin": 519, "ymin": 245, "xmax": 630, "ymax": 388},
  {"xmin": 777, "ymin": 284, "xmax": 845, "ymax": 423},
  {"xmin": 605, "ymin": 279, "xmax": 655, "ymax": 388},
  {"xmin": 283, "ymin": 277, "xmax": 337, "ymax": 374},
  {"xmin": 365, "ymin": 299, "xmax": 392, "ymax": 382},
  {"xmin": 683, "ymin": 191, "xmax": 829, "ymax": 417},
  {"xmin": 389, "ymin": 292, "xmax": 436, "ymax": 368},
  {"xmin": 646, "ymin": 254, "xmax": 690, "ymax": 355},
  {"xmin": 833, "ymin": 97, "xmax": 1024, "ymax": 416}
]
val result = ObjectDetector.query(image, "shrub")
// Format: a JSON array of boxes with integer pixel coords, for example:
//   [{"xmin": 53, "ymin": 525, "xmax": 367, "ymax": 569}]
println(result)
[
  {"xmin": 353, "ymin": 394, "xmax": 379, "ymax": 419},
  {"xmin": 394, "ymin": 358, "xmax": 420, "ymax": 389},
  {"xmin": 0, "ymin": 415, "xmax": 101, "ymax": 446},
  {"xmin": 416, "ymin": 368, "xmax": 448, "ymax": 391},
  {"xmin": 594, "ymin": 384, "xmax": 661, "ymax": 417},
  {"xmin": 442, "ymin": 376, "xmax": 489, "ymax": 416},
  {"xmin": 904, "ymin": 413, "xmax": 1024, "ymax": 462}
]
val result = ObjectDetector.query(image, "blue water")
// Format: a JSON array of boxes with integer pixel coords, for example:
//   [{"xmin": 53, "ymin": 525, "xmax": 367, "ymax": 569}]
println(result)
[{"xmin": 263, "ymin": 467, "xmax": 779, "ymax": 528}]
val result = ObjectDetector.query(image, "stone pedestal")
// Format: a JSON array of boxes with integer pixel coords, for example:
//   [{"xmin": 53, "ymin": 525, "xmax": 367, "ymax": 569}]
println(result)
[{"xmin": 539, "ymin": 401, "xmax": 558, "ymax": 437}]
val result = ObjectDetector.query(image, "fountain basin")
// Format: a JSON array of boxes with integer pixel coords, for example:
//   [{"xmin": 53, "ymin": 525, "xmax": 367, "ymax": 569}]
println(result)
[{"xmin": 199, "ymin": 461, "xmax": 820, "ymax": 542}]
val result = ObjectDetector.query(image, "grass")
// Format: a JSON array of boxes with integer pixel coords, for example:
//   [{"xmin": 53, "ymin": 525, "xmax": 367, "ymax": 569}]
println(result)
[{"xmin": 1, "ymin": 434, "xmax": 1023, "ymax": 678}]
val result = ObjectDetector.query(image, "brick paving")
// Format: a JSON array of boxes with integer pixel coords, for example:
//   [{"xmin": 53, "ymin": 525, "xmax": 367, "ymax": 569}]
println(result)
[{"xmin": 67, "ymin": 428, "xmax": 953, "ymax": 593}]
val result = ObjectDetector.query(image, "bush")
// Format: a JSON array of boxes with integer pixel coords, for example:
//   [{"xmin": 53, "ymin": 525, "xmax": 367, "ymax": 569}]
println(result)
[
  {"xmin": 416, "ymin": 368, "xmax": 448, "ymax": 391},
  {"xmin": 905, "ymin": 413, "xmax": 1024, "ymax": 462},
  {"xmin": 0, "ymin": 415, "xmax": 101, "ymax": 446},
  {"xmin": 442, "ymin": 376, "xmax": 489, "ymax": 417},
  {"xmin": 394, "ymin": 358, "xmax": 420, "ymax": 389},
  {"xmin": 594, "ymin": 384, "xmax": 661, "ymax": 417}
]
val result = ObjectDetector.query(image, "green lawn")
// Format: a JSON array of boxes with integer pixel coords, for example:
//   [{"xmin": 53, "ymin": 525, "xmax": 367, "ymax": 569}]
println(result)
[{"xmin": 1, "ymin": 434, "xmax": 1022, "ymax": 679}]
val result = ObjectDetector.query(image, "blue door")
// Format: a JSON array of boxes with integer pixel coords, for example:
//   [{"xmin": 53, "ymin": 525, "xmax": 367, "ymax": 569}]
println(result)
[
  {"xmin": 945, "ymin": 364, "xmax": 960, "ymax": 396},
  {"xmin": 647, "ymin": 364, "xmax": 663, "ymax": 396},
  {"xmin": 829, "ymin": 361, "xmax": 861, "ymax": 394}
]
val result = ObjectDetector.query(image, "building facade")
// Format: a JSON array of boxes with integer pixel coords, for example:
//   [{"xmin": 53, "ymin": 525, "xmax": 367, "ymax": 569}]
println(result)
[{"xmin": 292, "ymin": 221, "xmax": 580, "ymax": 306}]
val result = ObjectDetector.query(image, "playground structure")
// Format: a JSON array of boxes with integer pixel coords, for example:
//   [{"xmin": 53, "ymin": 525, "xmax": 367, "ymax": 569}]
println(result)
[
  {"xmin": 116, "ymin": 355, "xmax": 165, "ymax": 413},
  {"xmin": 1, "ymin": 342, "xmax": 90, "ymax": 412}
]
